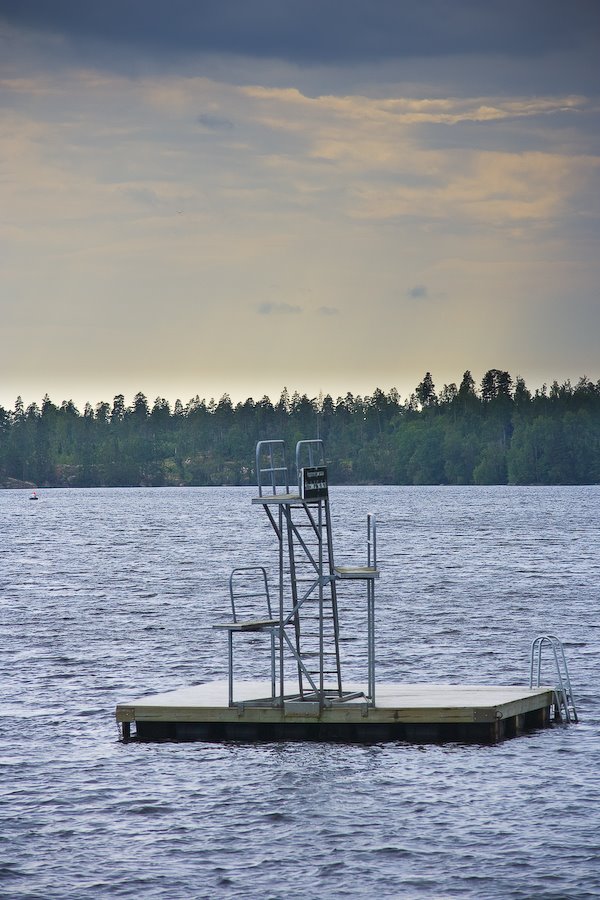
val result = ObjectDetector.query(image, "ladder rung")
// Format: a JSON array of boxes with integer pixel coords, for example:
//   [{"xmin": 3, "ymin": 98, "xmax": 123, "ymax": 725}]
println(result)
[
  {"xmin": 292, "ymin": 577, "xmax": 329, "ymax": 582},
  {"xmin": 304, "ymin": 670, "xmax": 339, "ymax": 675},
  {"xmin": 302, "ymin": 614, "xmax": 335, "ymax": 620}
]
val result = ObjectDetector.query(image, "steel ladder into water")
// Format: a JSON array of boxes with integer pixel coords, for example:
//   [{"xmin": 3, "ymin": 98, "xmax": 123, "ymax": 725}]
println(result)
[{"xmin": 529, "ymin": 634, "xmax": 578, "ymax": 723}]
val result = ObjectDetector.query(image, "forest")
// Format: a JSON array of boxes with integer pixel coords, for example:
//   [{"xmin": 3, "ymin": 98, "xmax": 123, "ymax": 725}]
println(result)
[{"xmin": 1, "ymin": 370, "xmax": 600, "ymax": 488}]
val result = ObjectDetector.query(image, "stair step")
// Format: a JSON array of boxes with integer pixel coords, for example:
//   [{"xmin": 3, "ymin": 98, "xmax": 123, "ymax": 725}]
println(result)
[
  {"xmin": 298, "ymin": 632, "xmax": 329, "ymax": 638},
  {"xmin": 302, "ymin": 615, "xmax": 335, "ymax": 622}
]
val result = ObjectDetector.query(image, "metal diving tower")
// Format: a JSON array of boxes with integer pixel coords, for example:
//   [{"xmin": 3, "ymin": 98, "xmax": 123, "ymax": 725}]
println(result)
[{"xmin": 214, "ymin": 439, "xmax": 379, "ymax": 709}]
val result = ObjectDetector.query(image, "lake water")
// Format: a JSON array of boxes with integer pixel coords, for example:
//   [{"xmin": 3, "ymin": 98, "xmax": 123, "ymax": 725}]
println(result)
[{"xmin": 1, "ymin": 485, "xmax": 599, "ymax": 898}]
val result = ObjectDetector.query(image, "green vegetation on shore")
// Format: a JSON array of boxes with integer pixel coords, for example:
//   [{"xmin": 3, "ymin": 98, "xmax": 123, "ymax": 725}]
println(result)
[{"xmin": 1, "ymin": 371, "xmax": 600, "ymax": 487}]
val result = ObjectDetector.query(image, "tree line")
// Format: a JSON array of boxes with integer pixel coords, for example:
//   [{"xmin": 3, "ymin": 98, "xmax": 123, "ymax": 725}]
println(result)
[{"xmin": 1, "ymin": 370, "xmax": 600, "ymax": 487}]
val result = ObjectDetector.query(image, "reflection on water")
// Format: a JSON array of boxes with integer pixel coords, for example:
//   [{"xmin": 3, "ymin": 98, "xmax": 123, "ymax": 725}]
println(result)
[{"xmin": 1, "ymin": 485, "xmax": 599, "ymax": 898}]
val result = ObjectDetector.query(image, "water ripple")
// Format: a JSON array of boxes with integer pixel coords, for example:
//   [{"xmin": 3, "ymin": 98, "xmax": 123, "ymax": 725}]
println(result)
[{"xmin": 0, "ymin": 485, "xmax": 599, "ymax": 898}]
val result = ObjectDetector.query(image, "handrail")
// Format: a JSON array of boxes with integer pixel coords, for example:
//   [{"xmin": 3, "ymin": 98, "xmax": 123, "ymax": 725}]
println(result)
[
  {"xmin": 530, "ymin": 634, "xmax": 578, "ymax": 723},
  {"xmin": 255, "ymin": 440, "xmax": 290, "ymax": 496},
  {"xmin": 367, "ymin": 513, "xmax": 376, "ymax": 570},
  {"xmin": 229, "ymin": 566, "xmax": 272, "ymax": 622},
  {"xmin": 295, "ymin": 440, "xmax": 326, "ymax": 493}
]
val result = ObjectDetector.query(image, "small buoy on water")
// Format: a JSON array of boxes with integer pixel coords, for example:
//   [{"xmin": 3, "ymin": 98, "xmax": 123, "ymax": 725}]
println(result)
[{"xmin": 30, "ymin": 491, "xmax": 38, "ymax": 500}]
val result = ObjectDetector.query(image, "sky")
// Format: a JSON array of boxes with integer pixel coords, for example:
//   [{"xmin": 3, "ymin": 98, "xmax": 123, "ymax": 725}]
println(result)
[{"xmin": 1, "ymin": 1, "xmax": 599, "ymax": 412}]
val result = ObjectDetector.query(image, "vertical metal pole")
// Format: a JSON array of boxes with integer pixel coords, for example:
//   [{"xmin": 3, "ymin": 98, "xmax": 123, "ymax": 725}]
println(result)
[
  {"xmin": 536, "ymin": 638, "xmax": 543, "ymax": 687},
  {"xmin": 270, "ymin": 630, "xmax": 276, "ymax": 700},
  {"xmin": 529, "ymin": 637, "xmax": 537, "ymax": 687},
  {"xmin": 318, "ymin": 500, "xmax": 324, "ymax": 701},
  {"xmin": 366, "ymin": 514, "xmax": 376, "ymax": 705},
  {"xmin": 228, "ymin": 630, "xmax": 233, "ymax": 707},
  {"xmin": 367, "ymin": 579, "xmax": 375, "ymax": 705},
  {"xmin": 269, "ymin": 443, "xmax": 275, "ymax": 493},
  {"xmin": 278, "ymin": 505, "xmax": 285, "ymax": 701},
  {"xmin": 324, "ymin": 495, "xmax": 343, "ymax": 697},
  {"xmin": 367, "ymin": 580, "xmax": 371, "ymax": 701}
]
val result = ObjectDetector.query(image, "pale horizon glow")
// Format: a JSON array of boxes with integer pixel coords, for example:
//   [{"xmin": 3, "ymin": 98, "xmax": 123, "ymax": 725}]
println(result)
[
  {"xmin": 5, "ymin": 364, "xmax": 597, "ymax": 415},
  {"xmin": 1, "ymin": 2, "xmax": 599, "ymax": 414}
]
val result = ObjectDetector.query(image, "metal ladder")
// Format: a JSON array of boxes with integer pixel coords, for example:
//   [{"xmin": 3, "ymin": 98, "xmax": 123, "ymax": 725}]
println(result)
[
  {"xmin": 253, "ymin": 439, "xmax": 350, "ymax": 704},
  {"xmin": 530, "ymin": 634, "xmax": 578, "ymax": 723},
  {"xmin": 287, "ymin": 440, "xmax": 343, "ymax": 700}
]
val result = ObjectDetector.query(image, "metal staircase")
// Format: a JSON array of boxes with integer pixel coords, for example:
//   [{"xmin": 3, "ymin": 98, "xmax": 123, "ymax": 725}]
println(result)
[
  {"xmin": 250, "ymin": 438, "xmax": 377, "ymax": 708},
  {"xmin": 284, "ymin": 440, "xmax": 343, "ymax": 699}
]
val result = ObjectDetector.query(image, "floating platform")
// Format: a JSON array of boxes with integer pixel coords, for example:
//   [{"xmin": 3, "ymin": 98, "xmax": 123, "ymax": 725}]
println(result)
[{"xmin": 116, "ymin": 680, "xmax": 555, "ymax": 744}]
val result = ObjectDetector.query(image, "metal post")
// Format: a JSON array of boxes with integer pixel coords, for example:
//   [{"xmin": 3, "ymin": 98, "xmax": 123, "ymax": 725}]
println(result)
[
  {"xmin": 278, "ymin": 505, "xmax": 285, "ymax": 702},
  {"xmin": 318, "ymin": 500, "xmax": 324, "ymax": 700},
  {"xmin": 228, "ymin": 630, "xmax": 233, "ymax": 708},
  {"xmin": 367, "ymin": 578, "xmax": 375, "ymax": 705}
]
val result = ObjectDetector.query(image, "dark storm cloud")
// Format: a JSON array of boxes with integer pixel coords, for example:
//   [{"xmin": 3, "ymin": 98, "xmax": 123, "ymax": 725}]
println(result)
[{"xmin": 1, "ymin": 0, "xmax": 599, "ymax": 64}]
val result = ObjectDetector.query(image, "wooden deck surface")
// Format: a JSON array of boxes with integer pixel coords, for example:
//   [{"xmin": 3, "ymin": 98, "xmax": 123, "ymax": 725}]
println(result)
[{"xmin": 116, "ymin": 680, "xmax": 554, "ymax": 725}]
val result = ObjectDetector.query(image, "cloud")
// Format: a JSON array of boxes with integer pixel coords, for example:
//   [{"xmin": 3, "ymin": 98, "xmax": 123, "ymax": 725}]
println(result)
[
  {"xmin": 350, "ymin": 150, "xmax": 600, "ymax": 227},
  {"xmin": 1, "ymin": 1, "xmax": 599, "ymax": 65},
  {"xmin": 0, "ymin": 8, "xmax": 599, "ymax": 412},
  {"xmin": 2, "ymin": 66, "xmax": 597, "ymax": 242},
  {"xmin": 227, "ymin": 84, "xmax": 597, "ymax": 230},
  {"xmin": 257, "ymin": 302, "xmax": 302, "ymax": 315},
  {"xmin": 196, "ymin": 112, "xmax": 234, "ymax": 130},
  {"xmin": 241, "ymin": 87, "xmax": 587, "ymax": 128}
]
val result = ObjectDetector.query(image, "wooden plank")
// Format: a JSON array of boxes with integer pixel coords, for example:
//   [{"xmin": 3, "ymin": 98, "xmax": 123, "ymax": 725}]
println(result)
[
  {"xmin": 213, "ymin": 619, "xmax": 280, "ymax": 631},
  {"xmin": 334, "ymin": 565, "xmax": 380, "ymax": 579},
  {"xmin": 251, "ymin": 494, "xmax": 300, "ymax": 505}
]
